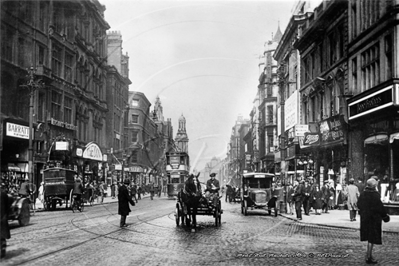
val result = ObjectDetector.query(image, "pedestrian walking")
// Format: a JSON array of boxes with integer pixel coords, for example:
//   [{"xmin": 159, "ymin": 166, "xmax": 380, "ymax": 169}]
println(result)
[
  {"xmin": 302, "ymin": 181, "xmax": 311, "ymax": 215},
  {"xmin": 310, "ymin": 184, "xmax": 323, "ymax": 215},
  {"xmin": 137, "ymin": 185, "xmax": 142, "ymax": 200},
  {"xmin": 267, "ymin": 182, "xmax": 279, "ymax": 217},
  {"xmin": 346, "ymin": 178, "xmax": 360, "ymax": 221},
  {"xmin": 149, "ymin": 182, "xmax": 155, "ymax": 200},
  {"xmin": 286, "ymin": 184, "xmax": 294, "ymax": 215},
  {"xmin": 291, "ymin": 180, "xmax": 304, "ymax": 220},
  {"xmin": 118, "ymin": 179, "xmax": 135, "ymax": 228},
  {"xmin": 1, "ymin": 184, "xmax": 11, "ymax": 258},
  {"xmin": 321, "ymin": 180, "xmax": 331, "ymax": 213},
  {"xmin": 38, "ymin": 182, "xmax": 44, "ymax": 204},
  {"xmin": 111, "ymin": 182, "xmax": 116, "ymax": 199},
  {"xmin": 131, "ymin": 183, "xmax": 138, "ymax": 203},
  {"xmin": 358, "ymin": 178, "xmax": 390, "ymax": 264}
]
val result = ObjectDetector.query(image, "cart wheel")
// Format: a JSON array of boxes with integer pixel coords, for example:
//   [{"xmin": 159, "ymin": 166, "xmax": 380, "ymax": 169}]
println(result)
[
  {"xmin": 244, "ymin": 200, "xmax": 248, "ymax": 216},
  {"xmin": 175, "ymin": 207, "xmax": 180, "ymax": 226},
  {"xmin": 18, "ymin": 199, "xmax": 30, "ymax": 226},
  {"xmin": 43, "ymin": 198, "xmax": 50, "ymax": 211},
  {"xmin": 51, "ymin": 199, "xmax": 57, "ymax": 211}
]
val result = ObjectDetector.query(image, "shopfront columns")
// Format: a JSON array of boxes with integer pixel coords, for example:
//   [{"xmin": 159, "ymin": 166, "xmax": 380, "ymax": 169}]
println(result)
[{"xmin": 349, "ymin": 130, "xmax": 364, "ymax": 182}]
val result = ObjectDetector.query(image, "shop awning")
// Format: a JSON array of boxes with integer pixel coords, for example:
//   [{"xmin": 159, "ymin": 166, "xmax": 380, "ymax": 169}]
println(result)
[
  {"xmin": 7, "ymin": 164, "xmax": 21, "ymax": 172},
  {"xmin": 390, "ymin": 132, "xmax": 399, "ymax": 143},
  {"xmin": 364, "ymin": 134, "xmax": 388, "ymax": 146}
]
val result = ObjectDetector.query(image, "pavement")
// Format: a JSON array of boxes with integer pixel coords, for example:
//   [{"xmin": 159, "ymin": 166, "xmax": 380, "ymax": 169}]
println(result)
[{"xmin": 279, "ymin": 208, "xmax": 399, "ymax": 233}]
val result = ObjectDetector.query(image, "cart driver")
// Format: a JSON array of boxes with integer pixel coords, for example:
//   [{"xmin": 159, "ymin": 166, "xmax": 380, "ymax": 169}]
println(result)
[{"xmin": 206, "ymin": 173, "xmax": 220, "ymax": 208}]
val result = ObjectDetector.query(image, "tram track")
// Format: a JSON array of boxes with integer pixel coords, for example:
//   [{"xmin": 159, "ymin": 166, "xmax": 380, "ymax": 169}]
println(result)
[{"xmin": 7, "ymin": 199, "xmax": 338, "ymax": 265}]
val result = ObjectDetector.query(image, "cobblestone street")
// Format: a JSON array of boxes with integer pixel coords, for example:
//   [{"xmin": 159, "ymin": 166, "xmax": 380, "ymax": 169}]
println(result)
[{"xmin": 1, "ymin": 197, "xmax": 398, "ymax": 266}]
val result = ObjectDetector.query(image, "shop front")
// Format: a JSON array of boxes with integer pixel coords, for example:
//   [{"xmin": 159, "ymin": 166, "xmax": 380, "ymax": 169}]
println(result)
[
  {"xmin": 75, "ymin": 142, "xmax": 106, "ymax": 185},
  {"xmin": 348, "ymin": 82, "xmax": 399, "ymax": 204},
  {"xmin": 1, "ymin": 119, "xmax": 31, "ymax": 187}
]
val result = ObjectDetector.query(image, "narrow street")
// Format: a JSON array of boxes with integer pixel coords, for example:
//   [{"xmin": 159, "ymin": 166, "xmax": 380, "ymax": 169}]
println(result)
[{"xmin": 3, "ymin": 196, "xmax": 399, "ymax": 266}]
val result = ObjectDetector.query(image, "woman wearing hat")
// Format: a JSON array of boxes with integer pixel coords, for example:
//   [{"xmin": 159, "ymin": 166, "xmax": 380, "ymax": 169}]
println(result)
[
  {"xmin": 358, "ymin": 178, "xmax": 390, "ymax": 264},
  {"xmin": 346, "ymin": 178, "xmax": 360, "ymax": 221},
  {"xmin": 118, "ymin": 179, "xmax": 135, "ymax": 228}
]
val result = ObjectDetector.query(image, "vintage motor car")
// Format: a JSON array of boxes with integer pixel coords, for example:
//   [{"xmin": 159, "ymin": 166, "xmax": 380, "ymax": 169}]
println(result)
[{"xmin": 241, "ymin": 172, "xmax": 278, "ymax": 215}]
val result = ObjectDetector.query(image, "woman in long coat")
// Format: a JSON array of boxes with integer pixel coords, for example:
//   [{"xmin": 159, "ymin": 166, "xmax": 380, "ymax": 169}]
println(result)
[
  {"xmin": 346, "ymin": 178, "xmax": 360, "ymax": 221},
  {"xmin": 311, "ymin": 184, "xmax": 323, "ymax": 215},
  {"xmin": 118, "ymin": 179, "xmax": 135, "ymax": 228},
  {"xmin": 358, "ymin": 178, "xmax": 390, "ymax": 264}
]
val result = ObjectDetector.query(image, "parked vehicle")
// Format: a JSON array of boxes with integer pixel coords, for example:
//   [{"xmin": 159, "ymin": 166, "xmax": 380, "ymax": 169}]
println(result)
[
  {"xmin": 241, "ymin": 172, "xmax": 276, "ymax": 215},
  {"xmin": 7, "ymin": 193, "xmax": 30, "ymax": 226}
]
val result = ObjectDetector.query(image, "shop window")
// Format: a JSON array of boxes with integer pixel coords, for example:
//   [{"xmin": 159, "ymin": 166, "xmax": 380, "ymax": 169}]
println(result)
[
  {"xmin": 363, "ymin": 135, "xmax": 389, "ymax": 179},
  {"xmin": 51, "ymin": 91, "xmax": 62, "ymax": 120}
]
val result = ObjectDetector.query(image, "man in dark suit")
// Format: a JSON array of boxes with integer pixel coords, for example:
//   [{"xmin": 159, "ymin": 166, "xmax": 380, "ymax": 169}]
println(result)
[
  {"xmin": 302, "ymin": 181, "xmax": 312, "ymax": 215},
  {"xmin": 292, "ymin": 180, "xmax": 304, "ymax": 220},
  {"xmin": 322, "ymin": 180, "xmax": 331, "ymax": 213},
  {"xmin": 118, "ymin": 179, "xmax": 135, "ymax": 228},
  {"xmin": 268, "ymin": 182, "xmax": 280, "ymax": 217}
]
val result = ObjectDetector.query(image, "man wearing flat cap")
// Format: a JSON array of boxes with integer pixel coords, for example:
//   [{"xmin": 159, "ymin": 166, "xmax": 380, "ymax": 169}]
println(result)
[
  {"xmin": 206, "ymin": 173, "xmax": 220, "ymax": 208},
  {"xmin": 118, "ymin": 179, "xmax": 135, "ymax": 228}
]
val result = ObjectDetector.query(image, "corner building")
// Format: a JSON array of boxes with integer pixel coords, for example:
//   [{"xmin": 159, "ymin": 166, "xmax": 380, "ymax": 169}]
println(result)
[{"xmin": 347, "ymin": 0, "xmax": 399, "ymax": 189}]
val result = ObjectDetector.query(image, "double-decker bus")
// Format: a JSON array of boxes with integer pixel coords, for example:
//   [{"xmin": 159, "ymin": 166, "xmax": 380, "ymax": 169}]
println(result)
[{"xmin": 166, "ymin": 152, "xmax": 189, "ymax": 197}]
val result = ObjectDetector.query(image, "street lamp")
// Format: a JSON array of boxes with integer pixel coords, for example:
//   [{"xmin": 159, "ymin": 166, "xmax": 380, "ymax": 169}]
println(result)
[{"xmin": 20, "ymin": 67, "xmax": 44, "ymax": 184}]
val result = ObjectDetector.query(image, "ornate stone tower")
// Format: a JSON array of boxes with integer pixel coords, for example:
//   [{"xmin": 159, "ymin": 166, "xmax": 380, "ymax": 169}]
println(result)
[{"xmin": 175, "ymin": 114, "xmax": 189, "ymax": 153}]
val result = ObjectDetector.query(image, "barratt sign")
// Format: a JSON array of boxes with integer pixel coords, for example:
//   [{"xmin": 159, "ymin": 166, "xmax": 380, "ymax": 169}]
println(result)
[{"xmin": 6, "ymin": 122, "xmax": 29, "ymax": 139}]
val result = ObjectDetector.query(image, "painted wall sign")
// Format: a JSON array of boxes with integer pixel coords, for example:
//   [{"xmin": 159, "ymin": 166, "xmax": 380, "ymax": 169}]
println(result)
[
  {"xmin": 50, "ymin": 118, "xmax": 77, "ymax": 131},
  {"xmin": 285, "ymin": 90, "xmax": 298, "ymax": 131},
  {"xmin": 319, "ymin": 115, "xmax": 345, "ymax": 144},
  {"xmin": 83, "ymin": 142, "xmax": 103, "ymax": 161},
  {"xmin": 348, "ymin": 85, "xmax": 398, "ymax": 120},
  {"xmin": 6, "ymin": 122, "xmax": 29, "ymax": 139}
]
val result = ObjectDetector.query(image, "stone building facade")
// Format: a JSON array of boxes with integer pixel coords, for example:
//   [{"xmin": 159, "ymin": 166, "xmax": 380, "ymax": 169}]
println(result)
[{"xmin": 1, "ymin": 0, "xmax": 111, "ymax": 186}]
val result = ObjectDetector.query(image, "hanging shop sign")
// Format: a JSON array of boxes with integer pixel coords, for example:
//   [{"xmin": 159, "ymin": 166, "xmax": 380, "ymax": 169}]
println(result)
[
  {"xmin": 299, "ymin": 133, "xmax": 320, "ymax": 148},
  {"xmin": 55, "ymin": 141, "xmax": 69, "ymax": 150},
  {"xmin": 294, "ymin": 125, "xmax": 309, "ymax": 137},
  {"xmin": 6, "ymin": 122, "xmax": 29, "ymax": 139},
  {"xmin": 83, "ymin": 142, "xmax": 103, "ymax": 161},
  {"xmin": 348, "ymin": 84, "xmax": 399, "ymax": 120},
  {"xmin": 319, "ymin": 115, "xmax": 345, "ymax": 145}
]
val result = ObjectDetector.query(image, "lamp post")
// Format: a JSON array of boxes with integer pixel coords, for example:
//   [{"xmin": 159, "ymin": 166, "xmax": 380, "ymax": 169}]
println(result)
[{"xmin": 20, "ymin": 67, "xmax": 44, "ymax": 184}]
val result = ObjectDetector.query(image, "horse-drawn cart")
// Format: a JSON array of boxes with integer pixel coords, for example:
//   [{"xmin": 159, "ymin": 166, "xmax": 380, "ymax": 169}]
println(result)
[
  {"xmin": 175, "ymin": 190, "xmax": 222, "ymax": 227},
  {"xmin": 43, "ymin": 167, "xmax": 75, "ymax": 211}
]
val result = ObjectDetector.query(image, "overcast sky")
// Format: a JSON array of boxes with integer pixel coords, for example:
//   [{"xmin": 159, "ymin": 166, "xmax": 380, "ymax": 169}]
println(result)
[{"xmin": 101, "ymin": 0, "xmax": 297, "ymax": 172}]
